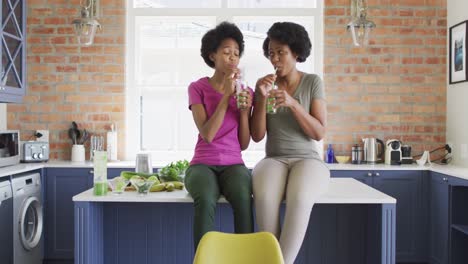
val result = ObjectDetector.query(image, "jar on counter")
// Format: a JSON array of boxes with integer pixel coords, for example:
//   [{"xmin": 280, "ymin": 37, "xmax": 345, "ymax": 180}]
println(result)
[{"xmin": 351, "ymin": 144, "xmax": 363, "ymax": 164}]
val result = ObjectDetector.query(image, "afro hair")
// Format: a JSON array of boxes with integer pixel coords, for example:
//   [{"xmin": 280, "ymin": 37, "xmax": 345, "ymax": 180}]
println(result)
[
  {"xmin": 262, "ymin": 22, "xmax": 312, "ymax": 63},
  {"xmin": 200, "ymin": 21, "xmax": 245, "ymax": 68}
]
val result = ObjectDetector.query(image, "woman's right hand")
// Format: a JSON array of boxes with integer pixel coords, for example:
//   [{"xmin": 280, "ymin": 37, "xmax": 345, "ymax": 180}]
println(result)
[
  {"xmin": 223, "ymin": 68, "xmax": 239, "ymax": 96},
  {"xmin": 255, "ymin": 74, "xmax": 277, "ymax": 97}
]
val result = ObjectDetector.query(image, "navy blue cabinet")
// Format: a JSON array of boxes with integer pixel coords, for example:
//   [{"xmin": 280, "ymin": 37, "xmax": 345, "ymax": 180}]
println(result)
[
  {"xmin": 44, "ymin": 168, "xmax": 93, "ymax": 262},
  {"xmin": 331, "ymin": 170, "xmax": 426, "ymax": 263},
  {"xmin": 331, "ymin": 170, "xmax": 373, "ymax": 186},
  {"xmin": 448, "ymin": 177, "xmax": 468, "ymax": 264},
  {"xmin": 373, "ymin": 170, "xmax": 426, "ymax": 262},
  {"xmin": 429, "ymin": 172, "xmax": 450, "ymax": 264},
  {"xmin": 43, "ymin": 167, "xmax": 131, "ymax": 263},
  {"xmin": 0, "ymin": 0, "xmax": 27, "ymax": 103}
]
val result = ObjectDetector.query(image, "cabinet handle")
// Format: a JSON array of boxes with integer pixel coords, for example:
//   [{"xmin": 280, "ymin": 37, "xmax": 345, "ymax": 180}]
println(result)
[
  {"xmin": 375, "ymin": 172, "xmax": 380, "ymax": 176},
  {"xmin": 89, "ymin": 170, "xmax": 94, "ymax": 174},
  {"xmin": 367, "ymin": 172, "xmax": 372, "ymax": 177}
]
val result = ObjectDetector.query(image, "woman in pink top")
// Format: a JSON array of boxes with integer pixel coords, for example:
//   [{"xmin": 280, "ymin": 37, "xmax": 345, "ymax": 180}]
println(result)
[{"xmin": 185, "ymin": 21, "xmax": 254, "ymax": 250}]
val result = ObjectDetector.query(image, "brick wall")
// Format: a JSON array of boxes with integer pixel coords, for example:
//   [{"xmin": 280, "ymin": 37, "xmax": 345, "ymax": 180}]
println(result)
[
  {"xmin": 324, "ymin": 0, "xmax": 447, "ymax": 157},
  {"xmin": 8, "ymin": 0, "xmax": 446, "ymax": 160},
  {"xmin": 8, "ymin": 0, "xmax": 125, "ymax": 160}
]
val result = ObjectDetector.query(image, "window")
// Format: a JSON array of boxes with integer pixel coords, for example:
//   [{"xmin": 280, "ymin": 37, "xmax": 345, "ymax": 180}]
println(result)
[{"xmin": 126, "ymin": 0, "xmax": 323, "ymax": 165}]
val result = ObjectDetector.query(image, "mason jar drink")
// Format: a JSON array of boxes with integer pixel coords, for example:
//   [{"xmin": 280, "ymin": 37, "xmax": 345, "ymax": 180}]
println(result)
[
  {"xmin": 266, "ymin": 83, "xmax": 278, "ymax": 114},
  {"xmin": 236, "ymin": 80, "xmax": 247, "ymax": 109}
]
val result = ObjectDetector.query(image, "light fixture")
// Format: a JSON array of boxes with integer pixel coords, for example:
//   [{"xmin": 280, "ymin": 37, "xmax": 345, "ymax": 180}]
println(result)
[
  {"xmin": 347, "ymin": 0, "xmax": 375, "ymax": 46},
  {"xmin": 72, "ymin": 0, "xmax": 102, "ymax": 46}
]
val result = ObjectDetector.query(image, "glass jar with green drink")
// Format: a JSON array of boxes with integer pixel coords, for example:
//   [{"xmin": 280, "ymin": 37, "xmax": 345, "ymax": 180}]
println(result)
[
  {"xmin": 266, "ymin": 83, "xmax": 278, "ymax": 114},
  {"xmin": 235, "ymin": 68, "xmax": 248, "ymax": 109},
  {"xmin": 93, "ymin": 151, "xmax": 108, "ymax": 196},
  {"xmin": 236, "ymin": 79, "xmax": 248, "ymax": 109}
]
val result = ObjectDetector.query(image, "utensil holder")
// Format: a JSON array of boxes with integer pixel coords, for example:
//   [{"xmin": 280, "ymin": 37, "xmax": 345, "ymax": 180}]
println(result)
[{"xmin": 71, "ymin": 144, "xmax": 85, "ymax": 162}]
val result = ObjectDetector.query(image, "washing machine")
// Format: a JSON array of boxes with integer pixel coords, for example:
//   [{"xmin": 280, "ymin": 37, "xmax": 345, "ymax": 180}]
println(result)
[
  {"xmin": 0, "ymin": 179, "xmax": 13, "ymax": 264},
  {"xmin": 12, "ymin": 173, "xmax": 43, "ymax": 264}
]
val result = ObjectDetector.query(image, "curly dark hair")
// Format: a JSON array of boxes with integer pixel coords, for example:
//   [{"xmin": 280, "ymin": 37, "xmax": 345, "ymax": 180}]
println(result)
[
  {"xmin": 262, "ymin": 22, "xmax": 311, "ymax": 63},
  {"xmin": 200, "ymin": 22, "xmax": 244, "ymax": 68}
]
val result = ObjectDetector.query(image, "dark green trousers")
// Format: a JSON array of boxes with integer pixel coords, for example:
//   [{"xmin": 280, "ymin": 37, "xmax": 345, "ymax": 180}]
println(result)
[{"xmin": 185, "ymin": 164, "xmax": 254, "ymax": 250}]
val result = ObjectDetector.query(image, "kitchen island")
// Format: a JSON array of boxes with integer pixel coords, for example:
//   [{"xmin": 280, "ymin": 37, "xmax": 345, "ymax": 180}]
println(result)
[{"xmin": 73, "ymin": 178, "xmax": 396, "ymax": 264}]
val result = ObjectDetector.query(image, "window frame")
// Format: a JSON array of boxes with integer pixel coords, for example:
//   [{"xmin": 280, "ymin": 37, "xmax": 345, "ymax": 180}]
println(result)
[{"xmin": 125, "ymin": 1, "xmax": 324, "ymax": 164}]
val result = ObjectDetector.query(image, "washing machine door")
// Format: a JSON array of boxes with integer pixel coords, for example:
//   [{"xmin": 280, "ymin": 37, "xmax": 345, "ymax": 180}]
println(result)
[{"xmin": 19, "ymin": 197, "xmax": 43, "ymax": 251}]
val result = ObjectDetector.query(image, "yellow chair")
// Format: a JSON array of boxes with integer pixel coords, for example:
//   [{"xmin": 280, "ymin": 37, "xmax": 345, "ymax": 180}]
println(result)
[{"xmin": 193, "ymin": 231, "xmax": 284, "ymax": 264}]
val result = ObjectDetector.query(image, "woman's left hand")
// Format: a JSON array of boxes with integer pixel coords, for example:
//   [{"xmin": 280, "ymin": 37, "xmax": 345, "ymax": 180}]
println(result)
[
  {"xmin": 271, "ymin": 89, "xmax": 298, "ymax": 109},
  {"xmin": 237, "ymin": 90, "xmax": 253, "ymax": 112}
]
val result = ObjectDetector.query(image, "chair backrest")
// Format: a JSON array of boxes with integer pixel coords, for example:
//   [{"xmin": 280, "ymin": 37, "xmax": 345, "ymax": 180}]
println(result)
[{"xmin": 193, "ymin": 231, "xmax": 284, "ymax": 264}]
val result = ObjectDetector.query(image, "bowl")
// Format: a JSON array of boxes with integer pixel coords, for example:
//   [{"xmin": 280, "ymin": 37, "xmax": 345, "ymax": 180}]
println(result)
[
  {"xmin": 108, "ymin": 177, "xmax": 129, "ymax": 194},
  {"xmin": 335, "ymin": 156, "xmax": 351, "ymax": 164},
  {"xmin": 130, "ymin": 178, "xmax": 157, "ymax": 195}
]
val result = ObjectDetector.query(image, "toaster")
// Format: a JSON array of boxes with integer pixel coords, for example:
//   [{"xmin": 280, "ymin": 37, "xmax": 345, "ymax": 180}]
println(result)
[{"xmin": 21, "ymin": 141, "xmax": 49, "ymax": 162}]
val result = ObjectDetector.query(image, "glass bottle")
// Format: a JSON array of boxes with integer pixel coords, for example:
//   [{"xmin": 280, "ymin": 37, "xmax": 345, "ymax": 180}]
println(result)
[
  {"xmin": 266, "ymin": 83, "xmax": 278, "ymax": 114},
  {"xmin": 236, "ymin": 69, "xmax": 247, "ymax": 109},
  {"xmin": 93, "ymin": 151, "xmax": 108, "ymax": 196},
  {"xmin": 326, "ymin": 144, "xmax": 335, "ymax": 164}
]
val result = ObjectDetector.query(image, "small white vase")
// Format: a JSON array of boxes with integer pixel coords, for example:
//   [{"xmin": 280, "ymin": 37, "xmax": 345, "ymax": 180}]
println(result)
[{"xmin": 71, "ymin": 144, "xmax": 85, "ymax": 162}]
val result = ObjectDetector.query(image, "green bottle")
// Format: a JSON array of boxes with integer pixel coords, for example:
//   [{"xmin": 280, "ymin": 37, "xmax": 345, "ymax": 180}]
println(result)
[
  {"xmin": 93, "ymin": 151, "xmax": 108, "ymax": 196},
  {"xmin": 266, "ymin": 83, "xmax": 278, "ymax": 114}
]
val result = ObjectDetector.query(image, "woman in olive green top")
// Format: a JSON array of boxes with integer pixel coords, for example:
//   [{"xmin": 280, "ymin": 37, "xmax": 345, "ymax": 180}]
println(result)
[{"xmin": 251, "ymin": 22, "xmax": 330, "ymax": 264}]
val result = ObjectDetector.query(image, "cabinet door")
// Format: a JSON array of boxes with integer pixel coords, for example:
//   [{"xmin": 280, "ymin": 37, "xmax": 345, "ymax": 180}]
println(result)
[
  {"xmin": 429, "ymin": 172, "xmax": 449, "ymax": 264},
  {"xmin": 44, "ymin": 167, "xmax": 132, "ymax": 261},
  {"xmin": 0, "ymin": 0, "xmax": 26, "ymax": 103},
  {"xmin": 372, "ymin": 170, "xmax": 426, "ymax": 262},
  {"xmin": 44, "ymin": 168, "xmax": 93, "ymax": 260},
  {"xmin": 330, "ymin": 170, "xmax": 373, "ymax": 186}
]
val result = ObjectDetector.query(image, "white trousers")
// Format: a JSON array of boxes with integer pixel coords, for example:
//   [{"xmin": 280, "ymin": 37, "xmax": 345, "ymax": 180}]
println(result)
[{"xmin": 252, "ymin": 157, "xmax": 330, "ymax": 264}]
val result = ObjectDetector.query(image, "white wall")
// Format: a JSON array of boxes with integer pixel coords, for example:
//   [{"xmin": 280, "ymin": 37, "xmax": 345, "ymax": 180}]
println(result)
[
  {"xmin": 0, "ymin": 103, "xmax": 6, "ymax": 130},
  {"xmin": 447, "ymin": 0, "xmax": 468, "ymax": 167}
]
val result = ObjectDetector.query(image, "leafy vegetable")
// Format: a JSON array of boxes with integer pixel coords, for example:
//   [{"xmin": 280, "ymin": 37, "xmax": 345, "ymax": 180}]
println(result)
[{"xmin": 158, "ymin": 160, "xmax": 189, "ymax": 182}]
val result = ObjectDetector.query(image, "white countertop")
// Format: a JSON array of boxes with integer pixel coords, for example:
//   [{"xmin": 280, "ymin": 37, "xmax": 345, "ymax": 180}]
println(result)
[
  {"xmin": 1, "ymin": 161, "xmax": 468, "ymax": 181},
  {"xmin": 72, "ymin": 178, "xmax": 396, "ymax": 204},
  {"xmin": 0, "ymin": 163, "xmax": 44, "ymax": 178}
]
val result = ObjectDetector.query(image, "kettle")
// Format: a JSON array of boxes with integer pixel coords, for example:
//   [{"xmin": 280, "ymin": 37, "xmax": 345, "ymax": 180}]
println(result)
[{"xmin": 362, "ymin": 138, "xmax": 384, "ymax": 164}]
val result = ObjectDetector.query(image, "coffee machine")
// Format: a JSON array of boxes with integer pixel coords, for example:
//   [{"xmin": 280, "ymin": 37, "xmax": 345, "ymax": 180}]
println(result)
[
  {"xmin": 385, "ymin": 139, "xmax": 402, "ymax": 165},
  {"xmin": 401, "ymin": 145, "xmax": 413, "ymax": 164}
]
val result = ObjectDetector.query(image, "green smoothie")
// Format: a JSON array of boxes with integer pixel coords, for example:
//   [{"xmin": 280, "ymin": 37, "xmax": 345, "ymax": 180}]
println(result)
[
  {"xmin": 94, "ymin": 181, "xmax": 108, "ymax": 196},
  {"xmin": 267, "ymin": 97, "xmax": 276, "ymax": 114}
]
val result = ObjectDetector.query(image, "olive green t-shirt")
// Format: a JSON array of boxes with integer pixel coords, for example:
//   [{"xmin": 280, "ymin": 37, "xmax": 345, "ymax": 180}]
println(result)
[{"xmin": 266, "ymin": 73, "xmax": 325, "ymax": 159}]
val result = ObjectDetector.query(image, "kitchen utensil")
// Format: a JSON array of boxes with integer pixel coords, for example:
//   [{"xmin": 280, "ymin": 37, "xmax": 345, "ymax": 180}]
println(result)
[
  {"xmin": 72, "ymin": 121, "xmax": 81, "ymax": 140},
  {"xmin": 135, "ymin": 153, "xmax": 152, "ymax": 174},
  {"xmin": 362, "ymin": 137, "xmax": 384, "ymax": 164},
  {"xmin": 68, "ymin": 128, "xmax": 77, "ymax": 144},
  {"xmin": 79, "ymin": 129, "xmax": 89, "ymax": 145},
  {"xmin": 351, "ymin": 144, "xmax": 363, "ymax": 164}
]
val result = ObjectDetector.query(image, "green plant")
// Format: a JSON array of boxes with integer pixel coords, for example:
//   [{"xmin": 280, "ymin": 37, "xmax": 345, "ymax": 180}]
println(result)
[{"xmin": 158, "ymin": 159, "xmax": 189, "ymax": 182}]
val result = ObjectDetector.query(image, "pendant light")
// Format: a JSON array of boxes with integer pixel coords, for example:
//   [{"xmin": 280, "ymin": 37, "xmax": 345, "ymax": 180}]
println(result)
[
  {"xmin": 72, "ymin": 0, "xmax": 102, "ymax": 46},
  {"xmin": 347, "ymin": 0, "xmax": 375, "ymax": 46}
]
